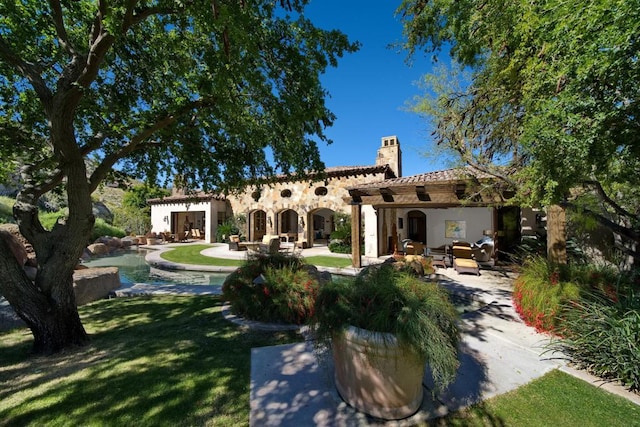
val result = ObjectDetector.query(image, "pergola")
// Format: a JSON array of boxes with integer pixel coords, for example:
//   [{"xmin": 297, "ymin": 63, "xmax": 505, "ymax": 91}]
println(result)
[{"xmin": 345, "ymin": 167, "xmax": 505, "ymax": 268}]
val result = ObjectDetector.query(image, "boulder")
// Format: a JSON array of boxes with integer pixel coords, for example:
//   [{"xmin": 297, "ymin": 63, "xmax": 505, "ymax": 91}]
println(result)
[
  {"xmin": 86, "ymin": 242, "xmax": 109, "ymax": 256},
  {"xmin": 92, "ymin": 201, "xmax": 113, "ymax": 223},
  {"xmin": 73, "ymin": 267, "xmax": 121, "ymax": 305}
]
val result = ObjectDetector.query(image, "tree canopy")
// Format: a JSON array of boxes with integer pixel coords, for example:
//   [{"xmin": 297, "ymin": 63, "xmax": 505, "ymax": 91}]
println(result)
[
  {"xmin": 398, "ymin": 0, "xmax": 640, "ymax": 262},
  {"xmin": 0, "ymin": 0, "xmax": 357, "ymax": 354}
]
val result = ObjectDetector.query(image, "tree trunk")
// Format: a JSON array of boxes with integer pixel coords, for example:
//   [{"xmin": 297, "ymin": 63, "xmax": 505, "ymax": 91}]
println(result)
[
  {"xmin": 546, "ymin": 204, "xmax": 568, "ymax": 265},
  {"xmin": 0, "ymin": 232, "xmax": 88, "ymax": 354}
]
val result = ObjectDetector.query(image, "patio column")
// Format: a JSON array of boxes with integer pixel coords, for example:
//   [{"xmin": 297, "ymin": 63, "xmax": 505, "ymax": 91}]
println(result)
[{"xmin": 351, "ymin": 203, "xmax": 362, "ymax": 268}]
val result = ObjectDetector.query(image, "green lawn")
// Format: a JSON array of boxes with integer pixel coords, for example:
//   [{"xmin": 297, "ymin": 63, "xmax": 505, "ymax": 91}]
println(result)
[
  {"xmin": 160, "ymin": 244, "xmax": 243, "ymax": 267},
  {"xmin": 432, "ymin": 369, "xmax": 640, "ymax": 426},
  {"xmin": 302, "ymin": 255, "xmax": 353, "ymax": 268},
  {"xmin": 2, "ymin": 296, "xmax": 638, "ymax": 426},
  {"xmin": 0, "ymin": 295, "xmax": 301, "ymax": 426},
  {"xmin": 160, "ymin": 244, "xmax": 354, "ymax": 269}
]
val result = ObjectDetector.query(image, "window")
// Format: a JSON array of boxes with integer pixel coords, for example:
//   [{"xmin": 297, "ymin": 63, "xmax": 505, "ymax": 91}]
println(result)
[{"xmin": 315, "ymin": 186, "xmax": 328, "ymax": 196}]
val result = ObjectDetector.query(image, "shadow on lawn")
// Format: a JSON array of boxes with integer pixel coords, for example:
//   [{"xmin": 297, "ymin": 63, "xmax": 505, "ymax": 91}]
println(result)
[{"xmin": 0, "ymin": 295, "xmax": 300, "ymax": 426}]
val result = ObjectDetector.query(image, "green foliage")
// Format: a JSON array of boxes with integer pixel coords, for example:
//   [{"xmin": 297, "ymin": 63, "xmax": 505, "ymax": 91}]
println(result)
[
  {"xmin": 549, "ymin": 289, "xmax": 640, "ymax": 392},
  {"xmin": 329, "ymin": 212, "xmax": 351, "ymax": 241},
  {"xmin": 329, "ymin": 211, "xmax": 357, "ymax": 254},
  {"xmin": 0, "ymin": 295, "xmax": 300, "ymax": 425},
  {"xmin": 92, "ymin": 218, "xmax": 125, "ymax": 241},
  {"xmin": 512, "ymin": 257, "xmax": 582, "ymax": 333},
  {"xmin": 0, "ymin": 196, "xmax": 14, "ymax": 223},
  {"xmin": 515, "ymin": 256, "xmax": 640, "ymax": 391},
  {"xmin": 399, "ymin": 0, "xmax": 640, "ymax": 257},
  {"xmin": 222, "ymin": 253, "xmax": 320, "ymax": 325},
  {"xmin": 0, "ymin": 0, "xmax": 358, "ymax": 353},
  {"xmin": 37, "ymin": 211, "xmax": 66, "ymax": 231},
  {"xmin": 121, "ymin": 184, "xmax": 168, "ymax": 210},
  {"xmin": 216, "ymin": 218, "xmax": 241, "ymax": 243},
  {"xmin": 328, "ymin": 241, "xmax": 351, "ymax": 254},
  {"xmin": 113, "ymin": 185, "xmax": 169, "ymax": 235},
  {"xmin": 312, "ymin": 264, "xmax": 460, "ymax": 390},
  {"xmin": 112, "ymin": 206, "xmax": 150, "ymax": 235}
]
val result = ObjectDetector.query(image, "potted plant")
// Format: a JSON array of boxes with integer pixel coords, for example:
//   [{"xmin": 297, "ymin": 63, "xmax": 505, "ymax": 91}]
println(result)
[{"xmin": 312, "ymin": 263, "xmax": 460, "ymax": 420}]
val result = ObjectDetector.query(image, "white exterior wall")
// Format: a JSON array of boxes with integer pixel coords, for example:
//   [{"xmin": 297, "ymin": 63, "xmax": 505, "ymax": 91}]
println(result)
[
  {"xmin": 425, "ymin": 207, "xmax": 493, "ymax": 247},
  {"xmin": 150, "ymin": 204, "xmax": 183, "ymax": 234},
  {"xmin": 363, "ymin": 205, "xmax": 378, "ymax": 258}
]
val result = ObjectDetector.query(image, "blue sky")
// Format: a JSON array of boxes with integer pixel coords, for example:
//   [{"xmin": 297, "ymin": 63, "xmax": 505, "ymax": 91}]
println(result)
[{"xmin": 303, "ymin": 0, "xmax": 451, "ymax": 177}]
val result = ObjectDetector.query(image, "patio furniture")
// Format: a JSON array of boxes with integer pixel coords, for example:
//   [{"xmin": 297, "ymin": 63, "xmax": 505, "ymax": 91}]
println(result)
[
  {"xmin": 427, "ymin": 245, "xmax": 450, "ymax": 268},
  {"xmin": 258, "ymin": 235, "xmax": 281, "ymax": 254},
  {"xmin": 472, "ymin": 241, "xmax": 495, "ymax": 264},
  {"xmin": 405, "ymin": 241, "xmax": 426, "ymax": 256},
  {"xmin": 228, "ymin": 235, "xmax": 246, "ymax": 251},
  {"xmin": 452, "ymin": 245, "xmax": 480, "ymax": 275}
]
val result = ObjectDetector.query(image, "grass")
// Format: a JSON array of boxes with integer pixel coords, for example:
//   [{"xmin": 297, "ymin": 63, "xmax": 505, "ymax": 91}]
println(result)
[
  {"xmin": 159, "ymin": 244, "xmax": 354, "ymax": 269},
  {"xmin": 429, "ymin": 369, "xmax": 640, "ymax": 426},
  {"xmin": 0, "ymin": 295, "xmax": 301, "ymax": 426},
  {"xmin": 2, "ymin": 297, "xmax": 639, "ymax": 426},
  {"xmin": 302, "ymin": 255, "xmax": 353, "ymax": 268},
  {"xmin": 160, "ymin": 244, "xmax": 243, "ymax": 267}
]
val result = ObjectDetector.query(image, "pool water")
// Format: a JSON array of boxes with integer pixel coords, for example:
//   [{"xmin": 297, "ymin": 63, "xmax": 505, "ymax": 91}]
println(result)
[{"xmin": 82, "ymin": 250, "xmax": 228, "ymax": 287}]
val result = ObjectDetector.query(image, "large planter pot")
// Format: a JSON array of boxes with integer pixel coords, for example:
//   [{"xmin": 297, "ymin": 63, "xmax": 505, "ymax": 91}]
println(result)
[{"xmin": 332, "ymin": 325, "xmax": 426, "ymax": 420}]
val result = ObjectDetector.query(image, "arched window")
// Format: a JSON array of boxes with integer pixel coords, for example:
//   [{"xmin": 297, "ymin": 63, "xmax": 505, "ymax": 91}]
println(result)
[{"xmin": 281, "ymin": 189, "xmax": 292, "ymax": 198}]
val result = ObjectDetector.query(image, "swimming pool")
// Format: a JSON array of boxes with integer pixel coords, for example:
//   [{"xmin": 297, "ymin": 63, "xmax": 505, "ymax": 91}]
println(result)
[{"xmin": 82, "ymin": 250, "xmax": 229, "ymax": 288}]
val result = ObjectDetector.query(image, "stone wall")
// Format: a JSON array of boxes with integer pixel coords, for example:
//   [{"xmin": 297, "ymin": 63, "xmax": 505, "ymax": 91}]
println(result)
[{"xmin": 228, "ymin": 172, "xmax": 388, "ymax": 242}]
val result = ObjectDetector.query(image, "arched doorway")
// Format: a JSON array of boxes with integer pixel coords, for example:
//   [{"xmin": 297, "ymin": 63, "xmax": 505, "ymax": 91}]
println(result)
[
  {"xmin": 278, "ymin": 209, "xmax": 299, "ymax": 241},
  {"xmin": 249, "ymin": 210, "xmax": 267, "ymax": 242},
  {"xmin": 310, "ymin": 207, "xmax": 335, "ymax": 245},
  {"xmin": 407, "ymin": 210, "xmax": 427, "ymax": 244}
]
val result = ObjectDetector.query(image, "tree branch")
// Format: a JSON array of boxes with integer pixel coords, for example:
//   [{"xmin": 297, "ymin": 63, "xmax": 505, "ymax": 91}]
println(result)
[
  {"xmin": 88, "ymin": 97, "xmax": 218, "ymax": 192},
  {"xmin": 582, "ymin": 179, "xmax": 637, "ymax": 221},
  {"xmin": 48, "ymin": 0, "xmax": 77, "ymax": 57},
  {"xmin": 0, "ymin": 36, "xmax": 52, "ymax": 110},
  {"xmin": 562, "ymin": 200, "xmax": 639, "ymax": 242}
]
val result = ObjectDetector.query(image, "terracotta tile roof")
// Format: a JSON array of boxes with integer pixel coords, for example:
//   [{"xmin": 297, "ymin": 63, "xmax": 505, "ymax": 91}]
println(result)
[
  {"xmin": 146, "ymin": 164, "xmax": 393, "ymax": 204},
  {"xmin": 265, "ymin": 164, "xmax": 393, "ymax": 183},
  {"xmin": 348, "ymin": 166, "xmax": 493, "ymax": 190},
  {"xmin": 146, "ymin": 191, "xmax": 226, "ymax": 205}
]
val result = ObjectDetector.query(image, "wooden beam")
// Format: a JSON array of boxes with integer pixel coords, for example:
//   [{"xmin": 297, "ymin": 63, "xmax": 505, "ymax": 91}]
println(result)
[{"xmin": 351, "ymin": 203, "xmax": 362, "ymax": 268}]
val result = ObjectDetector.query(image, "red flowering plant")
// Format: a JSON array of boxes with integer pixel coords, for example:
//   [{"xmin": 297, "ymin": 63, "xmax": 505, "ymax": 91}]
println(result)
[
  {"xmin": 222, "ymin": 252, "xmax": 324, "ymax": 325},
  {"xmin": 512, "ymin": 257, "xmax": 580, "ymax": 334}
]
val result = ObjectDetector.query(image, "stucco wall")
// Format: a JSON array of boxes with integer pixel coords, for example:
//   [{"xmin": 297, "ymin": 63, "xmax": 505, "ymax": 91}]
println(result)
[{"xmin": 424, "ymin": 207, "xmax": 493, "ymax": 247}]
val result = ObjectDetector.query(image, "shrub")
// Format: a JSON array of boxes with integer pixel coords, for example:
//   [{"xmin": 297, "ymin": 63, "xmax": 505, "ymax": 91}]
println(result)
[
  {"xmin": 513, "ymin": 257, "xmax": 636, "ymax": 334},
  {"xmin": 216, "ymin": 219, "xmax": 240, "ymax": 243},
  {"xmin": 328, "ymin": 241, "xmax": 351, "ymax": 254},
  {"xmin": 92, "ymin": 218, "xmax": 126, "ymax": 241},
  {"xmin": 512, "ymin": 257, "xmax": 581, "ymax": 333},
  {"xmin": 222, "ymin": 253, "xmax": 321, "ymax": 325},
  {"xmin": 549, "ymin": 290, "xmax": 640, "ymax": 392},
  {"xmin": 312, "ymin": 265, "xmax": 460, "ymax": 389}
]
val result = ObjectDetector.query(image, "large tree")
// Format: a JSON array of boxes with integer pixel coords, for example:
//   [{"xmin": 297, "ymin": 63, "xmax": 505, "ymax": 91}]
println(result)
[
  {"xmin": 0, "ymin": 0, "xmax": 357, "ymax": 354},
  {"xmin": 398, "ymin": 0, "xmax": 640, "ymax": 265}
]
